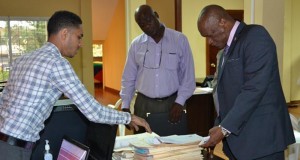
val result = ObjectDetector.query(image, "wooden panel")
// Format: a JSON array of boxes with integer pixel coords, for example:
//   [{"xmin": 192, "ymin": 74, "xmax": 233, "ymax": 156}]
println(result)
[{"xmin": 186, "ymin": 93, "xmax": 215, "ymax": 136}]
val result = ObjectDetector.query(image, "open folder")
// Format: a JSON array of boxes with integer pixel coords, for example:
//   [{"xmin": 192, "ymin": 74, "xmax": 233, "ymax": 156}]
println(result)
[{"xmin": 146, "ymin": 110, "xmax": 187, "ymax": 136}]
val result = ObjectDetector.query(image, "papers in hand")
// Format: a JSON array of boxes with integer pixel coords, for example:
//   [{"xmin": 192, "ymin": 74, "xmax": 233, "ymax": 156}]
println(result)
[{"xmin": 198, "ymin": 136, "xmax": 210, "ymax": 146}]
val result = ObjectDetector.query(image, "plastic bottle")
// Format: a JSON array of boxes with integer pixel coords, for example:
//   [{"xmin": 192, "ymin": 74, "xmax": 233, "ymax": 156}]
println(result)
[{"xmin": 44, "ymin": 140, "xmax": 53, "ymax": 160}]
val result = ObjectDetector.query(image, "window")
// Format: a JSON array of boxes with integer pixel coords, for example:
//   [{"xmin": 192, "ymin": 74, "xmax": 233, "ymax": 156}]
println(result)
[
  {"xmin": 92, "ymin": 42, "xmax": 103, "ymax": 58},
  {"xmin": 0, "ymin": 17, "xmax": 48, "ymax": 81}
]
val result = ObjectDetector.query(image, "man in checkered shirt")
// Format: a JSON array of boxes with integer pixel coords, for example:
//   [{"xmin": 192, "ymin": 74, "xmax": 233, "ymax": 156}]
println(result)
[{"xmin": 0, "ymin": 10, "xmax": 151, "ymax": 160}]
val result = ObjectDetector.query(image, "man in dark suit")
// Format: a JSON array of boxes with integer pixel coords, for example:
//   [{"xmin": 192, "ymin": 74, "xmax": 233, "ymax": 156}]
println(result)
[{"xmin": 197, "ymin": 4, "xmax": 295, "ymax": 159}]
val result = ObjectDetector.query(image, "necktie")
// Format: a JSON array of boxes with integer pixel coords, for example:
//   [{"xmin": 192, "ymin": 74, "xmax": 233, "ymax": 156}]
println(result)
[
  {"xmin": 221, "ymin": 45, "xmax": 229, "ymax": 67},
  {"xmin": 214, "ymin": 45, "xmax": 229, "ymax": 115}
]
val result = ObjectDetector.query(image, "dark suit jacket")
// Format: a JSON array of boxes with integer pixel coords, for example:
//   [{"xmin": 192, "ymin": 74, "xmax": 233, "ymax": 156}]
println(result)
[{"xmin": 216, "ymin": 22, "xmax": 295, "ymax": 159}]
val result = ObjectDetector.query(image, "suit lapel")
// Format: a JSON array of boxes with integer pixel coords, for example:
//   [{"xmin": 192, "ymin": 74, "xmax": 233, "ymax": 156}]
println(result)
[{"xmin": 217, "ymin": 22, "xmax": 246, "ymax": 81}]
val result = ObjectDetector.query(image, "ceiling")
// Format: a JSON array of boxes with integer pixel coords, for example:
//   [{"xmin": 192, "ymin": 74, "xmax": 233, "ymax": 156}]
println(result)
[{"xmin": 92, "ymin": 0, "xmax": 118, "ymax": 40}]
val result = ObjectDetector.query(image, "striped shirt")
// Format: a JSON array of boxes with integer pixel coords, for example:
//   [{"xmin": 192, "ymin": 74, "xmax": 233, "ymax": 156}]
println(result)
[{"xmin": 0, "ymin": 42, "xmax": 130, "ymax": 142}]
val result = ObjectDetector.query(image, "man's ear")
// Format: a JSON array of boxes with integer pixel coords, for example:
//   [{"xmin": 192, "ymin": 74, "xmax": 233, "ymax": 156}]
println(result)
[
  {"xmin": 154, "ymin": 11, "xmax": 159, "ymax": 18},
  {"xmin": 60, "ymin": 28, "xmax": 69, "ymax": 40},
  {"xmin": 219, "ymin": 18, "xmax": 226, "ymax": 26}
]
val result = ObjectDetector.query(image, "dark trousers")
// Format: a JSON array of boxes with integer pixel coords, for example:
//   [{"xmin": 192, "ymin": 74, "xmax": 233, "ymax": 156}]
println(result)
[
  {"xmin": 133, "ymin": 92, "xmax": 177, "ymax": 134},
  {"xmin": 223, "ymin": 139, "xmax": 284, "ymax": 160},
  {"xmin": 0, "ymin": 140, "xmax": 32, "ymax": 160}
]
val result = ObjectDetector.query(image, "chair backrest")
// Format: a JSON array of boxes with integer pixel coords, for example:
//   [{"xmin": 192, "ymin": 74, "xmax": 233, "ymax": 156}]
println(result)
[
  {"xmin": 108, "ymin": 93, "xmax": 137, "ymax": 136},
  {"xmin": 108, "ymin": 99, "xmax": 126, "ymax": 136}
]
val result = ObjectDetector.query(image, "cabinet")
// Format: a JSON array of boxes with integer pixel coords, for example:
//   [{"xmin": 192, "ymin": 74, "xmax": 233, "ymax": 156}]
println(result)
[{"xmin": 186, "ymin": 93, "xmax": 216, "ymax": 136}]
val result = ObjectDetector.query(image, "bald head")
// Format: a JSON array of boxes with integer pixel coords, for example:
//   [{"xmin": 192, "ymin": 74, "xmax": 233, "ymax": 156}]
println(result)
[
  {"xmin": 134, "ymin": 5, "xmax": 163, "ymax": 41},
  {"xmin": 197, "ymin": 4, "xmax": 235, "ymax": 49},
  {"xmin": 198, "ymin": 5, "xmax": 229, "ymax": 23},
  {"xmin": 135, "ymin": 5, "xmax": 155, "ymax": 21}
]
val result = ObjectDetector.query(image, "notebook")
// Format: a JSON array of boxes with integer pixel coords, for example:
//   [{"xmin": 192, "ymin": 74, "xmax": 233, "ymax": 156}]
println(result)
[{"xmin": 57, "ymin": 136, "xmax": 90, "ymax": 160}]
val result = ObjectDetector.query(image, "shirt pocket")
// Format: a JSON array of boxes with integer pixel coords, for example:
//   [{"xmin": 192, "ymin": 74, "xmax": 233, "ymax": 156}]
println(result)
[
  {"xmin": 226, "ymin": 58, "xmax": 240, "ymax": 68},
  {"xmin": 135, "ymin": 45, "xmax": 147, "ymax": 66},
  {"xmin": 162, "ymin": 52, "xmax": 178, "ymax": 70}
]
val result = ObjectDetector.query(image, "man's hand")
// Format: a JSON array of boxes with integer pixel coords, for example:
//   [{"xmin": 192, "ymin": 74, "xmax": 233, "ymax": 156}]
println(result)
[
  {"xmin": 200, "ymin": 126, "xmax": 224, "ymax": 148},
  {"xmin": 169, "ymin": 103, "xmax": 184, "ymax": 123},
  {"xmin": 122, "ymin": 108, "xmax": 132, "ymax": 130},
  {"xmin": 129, "ymin": 114, "xmax": 152, "ymax": 133}
]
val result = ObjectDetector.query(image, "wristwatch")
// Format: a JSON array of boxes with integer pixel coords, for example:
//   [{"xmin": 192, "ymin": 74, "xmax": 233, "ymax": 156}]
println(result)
[{"xmin": 219, "ymin": 125, "xmax": 230, "ymax": 137}]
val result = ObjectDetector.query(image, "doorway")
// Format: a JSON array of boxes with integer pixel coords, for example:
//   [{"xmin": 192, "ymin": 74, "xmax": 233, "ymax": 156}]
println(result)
[{"xmin": 92, "ymin": 41, "xmax": 104, "ymax": 88}]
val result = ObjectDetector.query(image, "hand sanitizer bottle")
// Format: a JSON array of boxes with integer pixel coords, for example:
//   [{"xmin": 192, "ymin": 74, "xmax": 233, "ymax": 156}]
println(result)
[{"xmin": 44, "ymin": 140, "xmax": 53, "ymax": 160}]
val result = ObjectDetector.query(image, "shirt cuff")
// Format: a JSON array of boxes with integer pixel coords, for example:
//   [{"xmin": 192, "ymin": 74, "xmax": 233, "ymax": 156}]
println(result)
[
  {"xmin": 123, "ymin": 112, "xmax": 131, "ymax": 124},
  {"xmin": 175, "ymin": 96, "xmax": 186, "ymax": 106},
  {"xmin": 121, "ymin": 100, "xmax": 130, "ymax": 109}
]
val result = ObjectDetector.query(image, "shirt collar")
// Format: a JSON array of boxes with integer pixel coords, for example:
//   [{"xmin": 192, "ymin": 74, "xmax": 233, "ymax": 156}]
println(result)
[
  {"xmin": 227, "ymin": 21, "xmax": 240, "ymax": 47},
  {"xmin": 44, "ymin": 42, "xmax": 63, "ymax": 57}
]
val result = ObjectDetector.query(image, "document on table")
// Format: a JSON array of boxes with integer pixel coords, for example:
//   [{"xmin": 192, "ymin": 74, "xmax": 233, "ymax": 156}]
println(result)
[
  {"xmin": 114, "ymin": 132, "xmax": 160, "ymax": 151},
  {"xmin": 157, "ymin": 134, "xmax": 203, "ymax": 144}
]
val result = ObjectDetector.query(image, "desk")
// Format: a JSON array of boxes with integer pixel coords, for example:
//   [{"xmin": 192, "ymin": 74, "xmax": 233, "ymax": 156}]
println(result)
[{"xmin": 186, "ymin": 89, "xmax": 215, "ymax": 136}]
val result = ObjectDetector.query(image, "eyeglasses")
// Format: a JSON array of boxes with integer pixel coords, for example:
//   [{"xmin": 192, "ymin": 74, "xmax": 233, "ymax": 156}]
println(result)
[{"xmin": 143, "ymin": 42, "xmax": 162, "ymax": 69}]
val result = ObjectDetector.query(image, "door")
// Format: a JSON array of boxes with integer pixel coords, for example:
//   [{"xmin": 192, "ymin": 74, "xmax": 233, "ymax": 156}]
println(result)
[{"xmin": 206, "ymin": 10, "xmax": 244, "ymax": 75}]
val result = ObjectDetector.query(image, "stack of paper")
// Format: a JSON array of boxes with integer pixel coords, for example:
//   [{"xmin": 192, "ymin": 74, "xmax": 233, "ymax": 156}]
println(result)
[
  {"xmin": 130, "ymin": 134, "xmax": 204, "ymax": 160},
  {"xmin": 113, "ymin": 132, "xmax": 160, "ymax": 159}
]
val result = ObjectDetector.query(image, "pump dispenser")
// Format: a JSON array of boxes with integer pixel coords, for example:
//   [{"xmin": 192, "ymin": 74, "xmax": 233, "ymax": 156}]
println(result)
[{"xmin": 44, "ymin": 140, "xmax": 53, "ymax": 160}]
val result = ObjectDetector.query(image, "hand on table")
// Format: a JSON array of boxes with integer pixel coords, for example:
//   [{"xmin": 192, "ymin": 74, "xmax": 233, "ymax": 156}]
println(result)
[
  {"xmin": 129, "ymin": 114, "xmax": 152, "ymax": 133},
  {"xmin": 168, "ymin": 102, "xmax": 184, "ymax": 124},
  {"xmin": 200, "ymin": 126, "xmax": 224, "ymax": 148}
]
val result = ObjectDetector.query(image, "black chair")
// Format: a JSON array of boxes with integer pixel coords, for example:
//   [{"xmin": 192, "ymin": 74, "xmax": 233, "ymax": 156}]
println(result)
[
  {"xmin": 31, "ymin": 102, "xmax": 89, "ymax": 160},
  {"xmin": 31, "ymin": 99, "xmax": 118, "ymax": 160},
  {"xmin": 85, "ymin": 123, "xmax": 118, "ymax": 160},
  {"xmin": 146, "ymin": 110, "xmax": 187, "ymax": 136}
]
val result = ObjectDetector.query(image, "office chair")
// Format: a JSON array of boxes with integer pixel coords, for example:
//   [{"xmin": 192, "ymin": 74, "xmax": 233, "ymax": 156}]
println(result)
[{"xmin": 108, "ymin": 99, "xmax": 125, "ymax": 136}]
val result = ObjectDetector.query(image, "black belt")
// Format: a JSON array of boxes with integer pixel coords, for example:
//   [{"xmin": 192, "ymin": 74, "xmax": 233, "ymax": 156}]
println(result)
[
  {"xmin": 138, "ymin": 92, "xmax": 177, "ymax": 101},
  {"xmin": 0, "ymin": 132, "xmax": 35, "ymax": 150}
]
